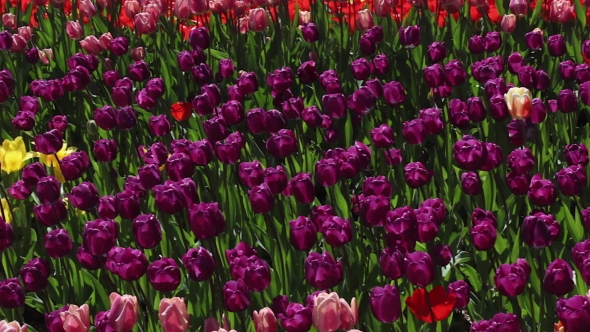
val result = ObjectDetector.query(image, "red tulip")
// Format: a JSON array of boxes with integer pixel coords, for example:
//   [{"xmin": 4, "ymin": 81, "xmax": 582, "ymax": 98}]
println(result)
[
  {"xmin": 405, "ymin": 286, "xmax": 455, "ymax": 323},
  {"xmin": 171, "ymin": 102, "xmax": 193, "ymax": 121}
]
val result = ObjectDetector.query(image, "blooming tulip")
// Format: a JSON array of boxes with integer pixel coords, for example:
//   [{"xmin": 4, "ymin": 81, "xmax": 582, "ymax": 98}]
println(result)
[{"xmin": 60, "ymin": 304, "xmax": 90, "ymax": 332}]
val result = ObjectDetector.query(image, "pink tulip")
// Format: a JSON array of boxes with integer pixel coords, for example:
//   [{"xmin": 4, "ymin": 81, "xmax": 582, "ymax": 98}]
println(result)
[
  {"xmin": 248, "ymin": 8, "xmax": 269, "ymax": 32},
  {"xmin": 60, "ymin": 304, "xmax": 91, "ymax": 332},
  {"xmin": 253, "ymin": 307, "xmax": 277, "ymax": 332},
  {"xmin": 313, "ymin": 293, "xmax": 342, "ymax": 332},
  {"xmin": 144, "ymin": 3, "xmax": 163, "ymax": 19},
  {"xmin": 78, "ymin": 0, "xmax": 97, "ymax": 18},
  {"xmin": 174, "ymin": 0, "xmax": 191, "ymax": 19},
  {"xmin": 299, "ymin": 10, "xmax": 311, "ymax": 24},
  {"xmin": 239, "ymin": 17, "xmax": 249, "ymax": 34},
  {"xmin": 99, "ymin": 32, "xmax": 113, "ymax": 50},
  {"xmin": 2, "ymin": 14, "xmax": 15, "ymax": 30},
  {"xmin": 80, "ymin": 35, "xmax": 102, "ymax": 54},
  {"xmin": 39, "ymin": 48, "xmax": 53, "ymax": 65},
  {"xmin": 190, "ymin": 0, "xmax": 209, "ymax": 14},
  {"xmin": 355, "ymin": 9, "xmax": 374, "ymax": 31},
  {"xmin": 17, "ymin": 26, "xmax": 32, "ymax": 42},
  {"xmin": 0, "ymin": 320, "xmax": 28, "ymax": 332},
  {"xmin": 347, "ymin": 330, "xmax": 363, "ymax": 332},
  {"xmin": 549, "ymin": 0, "xmax": 574, "ymax": 22},
  {"xmin": 134, "ymin": 12, "xmax": 158, "ymax": 35},
  {"xmin": 131, "ymin": 47, "xmax": 146, "ymax": 60},
  {"xmin": 66, "ymin": 20, "xmax": 83, "ymax": 40},
  {"xmin": 10, "ymin": 35, "xmax": 26, "ymax": 52},
  {"xmin": 209, "ymin": 0, "xmax": 230, "ymax": 14},
  {"xmin": 338, "ymin": 297, "xmax": 358, "ymax": 330},
  {"xmin": 159, "ymin": 297, "xmax": 189, "ymax": 332},
  {"xmin": 125, "ymin": 0, "xmax": 141, "ymax": 18},
  {"xmin": 500, "ymin": 14, "xmax": 516, "ymax": 34},
  {"xmin": 108, "ymin": 293, "xmax": 138, "ymax": 332},
  {"xmin": 216, "ymin": 329, "xmax": 237, "ymax": 332},
  {"xmin": 373, "ymin": 0, "xmax": 391, "ymax": 17}
]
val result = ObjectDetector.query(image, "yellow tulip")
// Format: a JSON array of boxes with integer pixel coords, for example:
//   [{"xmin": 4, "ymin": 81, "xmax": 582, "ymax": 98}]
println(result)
[
  {"xmin": 0, "ymin": 198, "xmax": 12, "ymax": 224},
  {"xmin": 0, "ymin": 137, "xmax": 34, "ymax": 173},
  {"xmin": 504, "ymin": 87, "xmax": 532, "ymax": 120}
]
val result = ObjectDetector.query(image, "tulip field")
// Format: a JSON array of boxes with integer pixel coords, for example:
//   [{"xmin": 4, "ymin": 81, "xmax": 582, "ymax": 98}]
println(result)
[{"xmin": 3, "ymin": 0, "xmax": 590, "ymax": 331}]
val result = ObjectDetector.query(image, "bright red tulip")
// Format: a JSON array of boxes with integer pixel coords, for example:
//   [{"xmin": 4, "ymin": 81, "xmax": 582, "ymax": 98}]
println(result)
[{"xmin": 405, "ymin": 286, "xmax": 455, "ymax": 323}]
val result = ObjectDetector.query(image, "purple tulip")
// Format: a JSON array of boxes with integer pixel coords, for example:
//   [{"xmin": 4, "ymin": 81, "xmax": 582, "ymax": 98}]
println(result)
[
  {"xmin": 304, "ymin": 251, "xmax": 343, "ymax": 290},
  {"xmin": 453, "ymin": 135, "xmax": 487, "ymax": 171},
  {"xmin": 543, "ymin": 258, "xmax": 574, "ymax": 297},
  {"xmin": 278, "ymin": 302, "xmax": 312, "ymax": 332},
  {"xmin": 382, "ymin": 81, "xmax": 406, "ymax": 106},
  {"xmin": 402, "ymin": 119, "xmax": 427, "ymax": 145},
  {"xmin": 289, "ymin": 216, "xmax": 317, "ymax": 251},
  {"xmin": 444, "ymin": 59, "xmax": 466, "ymax": 86},
  {"xmin": 182, "ymin": 247, "xmax": 215, "ymax": 282},
  {"xmin": 427, "ymin": 42, "xmax": 447, "ymax": 63},
  {"xmin": 468, "ymin": 35, "xmax": 485, "ymax": 54},
  {"xmin": 494, "ymin": 263, "xmax": 528, "ymax": 297},
  {"xmin": 528, "ymin": 173, "xmax": 557, "ymax": 206},
  {"xmin": 556, "ymin": 164, "xmax": 587, "ymax": 196},
  {"xmin": 404, "ymin": 162, "xmax": 432, "ymax": 188},
  {"xmin": 20, "ymin": 258, "xmax": 51, "ymax": 292},
  {"xmin": 448, "ymin": 280, "xmax": 470, "ymax": 309},
  {"xmin": 470, "ymin": 221, "xmax": 496, "ymax": 251},
  {"xmin": 521, "ymin": 211, "xmax": 560, "ymax": 248},
  {"xmin": 147, "ymin": 257, "xmax": 181, "ymax": 292},
  {"xmin": 379, "ymin": 248, "xmax": 405, "ymax": 280},
  {"xmin": 524, "ymin": 30, "xmax": 544, "ymax": 50},
  {"xmin": 223, "ymin": 279, "xmax": 250, "ymax": 312},
  {"xmin": 106, "ymin": 246, "xmax": 149, "ymax": 281},
  {"xmin": 0, "ymin": 278, "xmax": 25, "ymax": 308},
  {"xmin": 44, "ymin": 228, "xmax": 72, "ymax": 259},
  {"xmin": 369, "ymin": 284, "xmax": 401, "ymax": 323},
  {"xmin": 68, "ymin": 182, "xmax": 99, "ymax": 211},
  {"xmin": 189, "ymin": 202, "xmax": 226, "ymax": 239},
  {"xmin": 399, "ymin": 25, "xmax": 420, "ymax": 48}
]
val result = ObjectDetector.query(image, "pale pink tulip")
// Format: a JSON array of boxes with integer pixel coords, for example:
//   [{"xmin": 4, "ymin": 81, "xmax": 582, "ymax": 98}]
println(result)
[
  {"xmin": 10, "ymin": 35, "xmax": 26, "ymax": 52},
  {"xmin": 248, "ymin": 8, "xmax": 268, "ymax": 32},
  {"xmin": 339, "ymin": 298, "xmax": 358, "ymax": 330},
  {"xmin": 78, "ymin": 0, "xmax": 97, "ymax": 18},
  {"xmin": 253, "ymin": 307, "xmax": 277, "ymax": 332},
  {"xmin": 159, "ymin": 297, "xmax": 189, "ymax": 332},
  {"xmin": 108, "ymin": 293, "xmax": 138, "ymax": 332},
  {"xmin": 355, "ymin": 9, "xmax": 373, "ymax": 31},
  {"xmin": 239, "ymin": 17, "xmax": 249, "ymax": 34},
  {"xmin": 216, "ymin": 329, "xmax": 237, "ymax": 332},
  {"xmin": 549, "ymin": 0, "xmax": 574, "ymax": 22},
  {"xmin": 299, "ymin": 10, "xmax": 311, "ymax": 24},
  {"xmin": 99, "ymin": 32, "xmax": 113, "ymax": 50},
  {"xmin": 134, "ymin": 12, "xmax": 158, "ymax": 35},
  {"xmin": 2, "ymin": 14, "xmax": 15, "ymax": 30},
  {"xmin": 124, "ymin": 0, "xmax": 141, "ymax": 18},
  {"xmin": 80, "ymin": 35, "xmax": 102, "ymax": 54},
  {"xmin": 66, "ymin": 20, "xmax": 83, "ymax": 40},
  {"xmin": 500, "ymin": 14, "xmax": 516, "ymax": 34},
  {"xmin": 313, "ymin": 293, "xmax": 342, "ymax": 332},
  {"xmin": 174, "ymin": 0, "xmax": 192, "ymax": 19},
  {"xmin": 60, "ymin": 304, "xmax": 90, "ymax": 332},
  {"xmin": 17, "ymin": 26, "xmax": 32, "ymax": 42},
  {"xmin": 38, "ymin": 48, "xmax": 53, "ymax": 64},
  {"xmin": 0, "ymin": 320, "xmax": 28, "ymax": 332},
  {"xmin": 144, "ymin": 3, "xmax": 163, "ymax": 19},
  {"xmin": 221, "ymin": 314, "xmax": 231, "ymax": 331}
]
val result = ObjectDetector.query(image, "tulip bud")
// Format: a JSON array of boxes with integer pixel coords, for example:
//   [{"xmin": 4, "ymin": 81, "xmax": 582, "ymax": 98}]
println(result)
[
  {"xmin": 501, "ymin": 14, "xmax": 516, "ymax": 33},
  {"xmin": 20, "ymin": 258, "xmax": 51, "ymax": 292}
]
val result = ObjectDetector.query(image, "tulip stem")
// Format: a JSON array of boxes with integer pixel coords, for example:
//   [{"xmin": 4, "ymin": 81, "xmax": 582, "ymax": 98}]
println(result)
[{"xmin": 535, "ymin": 249, "xmax": 545, "ymax": 331}]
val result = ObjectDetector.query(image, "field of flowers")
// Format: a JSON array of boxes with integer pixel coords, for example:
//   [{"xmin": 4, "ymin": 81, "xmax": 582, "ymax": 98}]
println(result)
[{"xmin": 1, "ymin": 0, "xmax": 590, "ymax": 331}]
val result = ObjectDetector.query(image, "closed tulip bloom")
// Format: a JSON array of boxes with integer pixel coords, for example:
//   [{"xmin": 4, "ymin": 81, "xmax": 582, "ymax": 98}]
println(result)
[
  {"xmin": 404, "ymin": 162, "xmax": 433, "ymax": 188},
  {"xmin": 379, "ymin": 248, "xmax": 405, "ymax": 280},
  {"xmin": 80, "ymin": 35, "xmax": 102, "ymax": 54},
  {"xmin": 165, "ymin": 152, "xmax": 194, "ymax": 181},
  {"xmin": 448, "ymin": 98, "xmax": 470, "ymax": 129},
  {"xmin": 528, "ymin": 173, "xmax": 557, "ymax": 206},
  {"xmin": 559, "ymin": 60, "xmax": 576, "ymax": 81},
  {"xmin": 266, "ymin": 129, "xmax": 297, "ymax": 158},
  {"xmin": 229, "ymin": 255, "xmax": 271, "ymax": 292},
  {"xmin": 32, "ymin": 199, "xmax": 67, "ymax": 227},
  {"xmin": 385, "ymin": 206, "xmax": 418, "ymax": 241},
  {"xmin": 132, "ymin": 214, "xmax": 162, "ymax": 249},
  {"xmin": 60, "ymin": 304, "xmax": 90, "ymax": 332},
  {"xmin": 189, "ymin": 202, "xmax": 226, "ymax": 239},
  {"xmin": 82, "ymin": 219, "xmax": 118, "ymax": 255},
  {"xmin": 76, "ymin": 246, "xmax": 106, "ymax": 270},
  {"xmin": 444, "ymin": 60, "xmax": 466, "ymax": 86},
  {"xmin": 159, "ymin": 297, "xmax": 189, "ymax": 332},
  {"xmin": 521, "ymin": 211, "xmax": 560, "ymax": 248},
  {"xmin": 106, "ymin": 246, "xmax": 149, "ymax": 281},
  {"xmin": 381, "ymin": 81, "xmax": 406, "ymax": 106},
  {"xmin": 134, "ymin": 12, "xmax": 157, "ymax": 35},
  {"xmin": 418, "ymin": 108, "xmax": 444, "ymax": 135},
  {"xmin": 524, "ymin": 30, "xmax": 544, "ymax": 50},
  {"xmin": 501, "ymin": 14, "xmax": 516, "ymax": 33},
  {"xmin": 506, "ymin": 171, "xmax": 531, "ymax": 195},
  {"xmin": 263, "ymin": 166, "xmax": 288, "ymax": 195},
  {"xmin": 223, "ymin": 279, "xmax": 250, "ymax": 312},
  {"xmin": 311, "ymin": 292, "xmax": 341, "ymax": 332},
  {"xmin": 320, "ymin": 216, "xmax": 352, "ymax": 247},
  {"xmin": 45, "ymin": 305, "xmax": 69, "ymax": 332},
  {"xmin": 182, "ymin": 247, "xmax": 215, "ymax": 282},
  {"xmin": 507, "ymin": 147, "xmax": 534, "ymax": 174},
  {"xmin": 108, "ymin": 293, "xmax": 138, "ymax": 332},
  {"xmin": 350, "ymin": 58, "xmax": 372, "ymax": 81},
  {"xmin": 187, "ymin": 139, "xmax": 213, "ymax": 166},
  {"xmin": 504, "ymin": 87, "xmax": 532, "ymax": 120},
  {"xmin": 543, "ymin": 259, "xmax": 574, "ymax": 297},
  {"xmin": 404, "ymin": 252, "xmax": 434, "ymax": 287},
  {"xmin": 362, "ymin": 176, "xmax": 392, "ymax": 197},
  {"xmin": 248, "ymin": 184, "xmax": 274, "ymax": 214},
  {"xmin": 239, "ymin": 160, "xmax": 264, "ymax": 188},
  {"xmin": 494, "ymin": 263, "xmax": 528, "ymax": 297},
  {"xmin": 481, "ymin": 142, "xmax": 503, "ymax": 171},
  {"xmin": 558, "ymin": 89, "xmax": 578, "ymax": 113},
  {"xmin": 253, "ymin": 307, "xmax": 277, "ymax": 332},
  {"xmin": 402, "ymin": 119, "xmax": 427, "ymax": 145},
  {"xmin": 34, "ymin": 129, "xmax": 63, "ymax": 155},
  {"xmin": 305, "ymin": 251, "xmax": 343, "ymax": 290},
  {"xmin": 66, "ymin": 20, "xmax": 83, "ymax": 40},
  {"xmin": 68, "ymin": 182, "xmax": 99, "ymax": 211},
  {"xmin": 300, "ymin": 23, "xmax": 319, "ymax": 43},
  {"xmin": 467, "ymin": 35, "xmax": 485, "ymax": 54},
  {"xmin": 448, "ymin": 280, "xmax": 470, "ymax": 309},
  {"xmin": 278, "ymin": 302, "xmax": 312, "ymax": 332},
  {"xmin": 315, "ymin": 158, "xmax": 339, "ymax": 187},
  {"xmin": 427, "ymin": 42, "xmax": 447, "ymax": 63},
  {"xmin": 399, "ymin": 25, "xmax": 420, "ymax": 48},
  {"xmin": 369, "ymin": 284, "xmax": 401, "ymax": 323},
  {"xmin": 548, "ymin": 34, "xmax": 566, "ymax": 57},
  {"xmin": 461, "ymin": 172, "xmax": 482, "ymax": 195},
  {"xmin": 556, "ymin": 165, "xmax": 587, "ymax": 196},
  {"xmin": 565, "ymin": 143, "xmax": 589, "ymax": 166},
  {"xmin": 249, "ymin": 8, "xmax": 269, "ymax": 32},
  {"xmin": 289, "ymin": 217, "xmax": 318, "ymax": 251},
  {"xmin": 97, "ymin": 196, "xmax": 118, "ymax": 219},
  {"xmin": 470, "ymin": 221, "xmax": 496, "ymax": 251},
  {"xmin": 20, "ymin": 258, "xmax": 51, "ymax": 292},
  {"xmin": 36, "ymin": 176, "xmax": 61, "ymax": 203},
  {"xmin": 44, "ymin": 228, "xmax": 72, "ymax": 259},
  {"xmin": 148, "ymin": 258, "xmax": 181, "ymax": 292},
  {"xmin": 484, "ymin": 31, "xmax": 502, "ymax": 52},
  {"xmin": 550, "ymin": 0, "xmax": 574, "ymax": 22},
  {"xmin": 453, "ymin": 135, "xmax": 487, "ymax": 171},
  {"xmin": 115, "ymin": 190, "xmax": 141, "ymax": 219}
]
